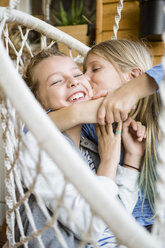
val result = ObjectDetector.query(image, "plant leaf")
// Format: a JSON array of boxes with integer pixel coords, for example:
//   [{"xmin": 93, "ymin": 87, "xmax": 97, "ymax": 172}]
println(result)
[
  {"xmin": 52, "ymin": 14, "xmax": 63, "ymax": 26},
  {"xmin": 70, "ymin": 0, "xmax": 75, "ymax": 24},
  {"xmin": 59, "ymin": 1, "xmax": 69, "ymax": 25}
]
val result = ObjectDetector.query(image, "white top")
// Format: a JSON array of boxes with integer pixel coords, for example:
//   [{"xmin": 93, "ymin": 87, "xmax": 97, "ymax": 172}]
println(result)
[{"xmin": 19, "ymin": 131, "xmax": 139, "ymax": 244}]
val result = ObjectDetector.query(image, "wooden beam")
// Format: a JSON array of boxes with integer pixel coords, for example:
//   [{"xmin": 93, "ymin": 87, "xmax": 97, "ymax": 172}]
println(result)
[{"xmin": 96, "ymin": 0, "xmax": 103, "ymax": 44}]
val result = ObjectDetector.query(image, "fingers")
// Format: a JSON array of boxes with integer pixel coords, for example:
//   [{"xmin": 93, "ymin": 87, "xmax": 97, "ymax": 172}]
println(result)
[
  {"xmin": 136, "ymin": 122, "xmax": 146, "ymax": 141},
  {"xmin": 105, "ymin": 102, "xmax": 124, "ymax": 124},
  {"xmin": 105, "ymin": 123, "xmax": 113, "ymax": 135},
  {"xmin": 115, "ymin": 121, "xmax": 122, "ymax": 136},
  {"xmin": 107, "ymin": 109, "xmax": 120, "ymax": 123},
  {"xmin": 123, "ymin": 117, "xmax": 132, "ymax": 128},
  {"xmin": 128, "ymin": 118, "xmax": 146, "ymax": 142},
  {"xmin": 96, "ymin": 123, "xmax": 115, "ymax": 137},
  {"xmin": 120, "ymin": 112, "xmax": 128, "ymax": 122},
  {"xmin": 132, "ymin": 105, "xmax": 136, "ymax": 110},
  {"xmin": 130, "ymin": 119, "xmax": 137, "ymax": 131},
  {"xmin": 97, "ymin": 104, "xmax": 106, "ymax": 125},
  {"xmin": 97, "ymin": 101, "xmax": 129, "ymax": 125}
]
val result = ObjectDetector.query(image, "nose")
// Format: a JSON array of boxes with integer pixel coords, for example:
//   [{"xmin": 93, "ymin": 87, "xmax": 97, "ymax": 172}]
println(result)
[{"xmin": 67, "ymin": 77, "xmax": 79, "ymax": 88}]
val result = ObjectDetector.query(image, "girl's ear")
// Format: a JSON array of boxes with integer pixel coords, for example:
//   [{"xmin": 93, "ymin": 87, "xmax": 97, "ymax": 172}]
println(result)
[
  {"xmin": 123, "ymin": 67, "xmax": 143, "ymax": 82},
  {"xmin": 129, "ymin": 67, "xmax": 143, "ymax": 79}
]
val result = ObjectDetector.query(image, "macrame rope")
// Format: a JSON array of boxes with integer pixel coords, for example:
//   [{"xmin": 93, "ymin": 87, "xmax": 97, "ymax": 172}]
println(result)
[
  {"xmin": 111, "ymin": 0, "xmax": 123, "ymax": 40},
  {"xmin": 152, "ymin": 33, "xmax": 165, "ymax": 246},
  {"xmin": 0, "ymin": 3, "xmax": 164, "ymax": 248},
  {"xmin": 9, "ymin": 0, "xmax": 21, "ymax": 10}
]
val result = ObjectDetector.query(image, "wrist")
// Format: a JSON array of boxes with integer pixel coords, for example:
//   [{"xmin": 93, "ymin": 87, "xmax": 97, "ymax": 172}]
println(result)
[
  {"xmin": 124, "ymin": 153, "xmax": 142, "ymax": 170},
  {"xmin": 97, "ymin": 160, "xmax": 118, "ymax": 180},
  {"xmin": 122, "ymin": 163, "xmax": 140, "ymax": 172}
]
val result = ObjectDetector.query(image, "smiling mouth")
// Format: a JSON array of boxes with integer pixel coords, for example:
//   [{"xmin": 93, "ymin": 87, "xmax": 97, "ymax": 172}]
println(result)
[{"xmin": 68, "ymin": 92, "xmax": 86, "ymax": 102}]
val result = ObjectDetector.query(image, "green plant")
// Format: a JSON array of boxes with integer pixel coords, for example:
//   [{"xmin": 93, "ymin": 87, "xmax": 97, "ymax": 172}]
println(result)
[{"xmin": 51, "ymin": 0, "xmax": 86, "ymax": 26}]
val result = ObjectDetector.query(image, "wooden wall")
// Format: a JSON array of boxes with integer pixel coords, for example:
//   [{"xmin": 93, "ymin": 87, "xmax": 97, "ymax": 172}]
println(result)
[
  {"xmin": 96, "ymin": 0, "xmax": 164, "ymax": 65},
  {"xmin": 0, "ymin": 0, "xmax": 9, "ymax": 6}
]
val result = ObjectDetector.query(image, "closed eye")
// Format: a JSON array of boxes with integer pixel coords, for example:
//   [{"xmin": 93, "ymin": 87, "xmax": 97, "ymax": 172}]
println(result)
[
  {"xmin": 92, "ymin": 67, "xmax": 100, "ymax": 72},
  {"xmin": 50, "ymin": 80, "xmax": 62, "ymax": 86},
  {"xmin": 74, "ymin": 73, "xmax": 83, "ymax": 78}
]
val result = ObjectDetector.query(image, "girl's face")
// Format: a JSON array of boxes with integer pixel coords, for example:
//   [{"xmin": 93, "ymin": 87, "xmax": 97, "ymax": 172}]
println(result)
[
  {"xmin": 84, "ymin": 52, "xmax": 127, "ymax": 95},
  {"xmin": 33, "ymin": 56, "xmax": 93, "ymax": 110}
]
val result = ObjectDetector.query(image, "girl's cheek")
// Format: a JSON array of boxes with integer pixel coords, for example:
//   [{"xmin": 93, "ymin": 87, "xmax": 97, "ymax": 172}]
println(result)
[
  {"xmin": 87, "ymin": 85, "xmax": 93, "ymax": 98},
  {"xmin": 90, "ymin": 90, "xmax": 93, "ymax": 98}
]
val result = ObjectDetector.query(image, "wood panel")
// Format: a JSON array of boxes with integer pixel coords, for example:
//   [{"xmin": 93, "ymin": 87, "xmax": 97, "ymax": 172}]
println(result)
[
  {"xmin": 102, "ymin": 29, "xmax": 139, "ymax": 40},
  {"xmin": 102, "ymin": 1, "xmax": 139, "ymax": 31},
  {"xmin": 153, "ymin": 56, "xmax": 162, "ymax": 66},
  {"xmin": 57, "ymin": 24, "xmax": 89, "ymax": 57},
  {"xmin": 58, "ymin": 24, "xmax": 89, "ymax": 46},
  {"xmin": 96, "ymin": 0, "xmax": 164, "ymax": 64},
  {"xmin": 103, "ymin": 0, "xmax": 137, "ymax": 4},
  {"xmin": 150, "ymin": 41, "xmax": 164, "ymax": 65},
  {"xmin": 150, "ymin": 42, "xmax": 164, "ymax": 56},
  {"xmin": 96, "ymin": 0, "xmax": 103, "ymax": 43},
  {"xmin": 0, "ymin": 0, "xmax": 9, "ymax": 6}
]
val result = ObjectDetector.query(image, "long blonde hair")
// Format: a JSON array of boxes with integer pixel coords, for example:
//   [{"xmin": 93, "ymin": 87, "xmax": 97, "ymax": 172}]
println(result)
[{"xmin": 85, "ymin": 39, "xmax": 161, "ymax": 212}]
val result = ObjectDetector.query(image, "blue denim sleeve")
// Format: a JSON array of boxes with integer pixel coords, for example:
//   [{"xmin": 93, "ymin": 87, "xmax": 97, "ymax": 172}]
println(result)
[
  {"xmin": 146, "ymin": 63, "xmax": 164, "ymax": 88},
  {"xmin": 81, "ymin": 124, "xmax": 98, "ymax": 144}
]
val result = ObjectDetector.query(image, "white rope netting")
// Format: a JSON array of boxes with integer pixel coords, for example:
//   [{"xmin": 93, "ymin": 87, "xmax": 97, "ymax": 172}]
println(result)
[
  {"xmin": 111, "ymin": 0, "xmax": 123, "ymax": 40},
  {"xmin": 0, "ymin": 1, "xmax": 164, "ymax": 248},
  {"xmin": 9, "ymin": 0, "xmax": 21, "ymax": 10},
  {"xmin": 151, "ymin": 7, "xmax": 165, "ymax": 241},
  {"xmin": 0, "ymin": 37, "xmax": 160, "ymax": 247}
]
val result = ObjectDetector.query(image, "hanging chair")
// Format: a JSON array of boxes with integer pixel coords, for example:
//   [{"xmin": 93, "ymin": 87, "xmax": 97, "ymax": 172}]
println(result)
[{"xmin": 0, "ymin": 0, "xmax": 164, "ymax": 247}]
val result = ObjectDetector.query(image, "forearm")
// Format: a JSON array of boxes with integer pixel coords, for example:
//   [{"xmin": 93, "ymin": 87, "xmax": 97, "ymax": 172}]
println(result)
[
  {"xmin": 123, "ymin": 152, "xmax": 142, "ymax": 171},
  {"xmin": 97, "ymin": 160, "xmax": 117, "ymax": 180},
  {"xmin": 48, "ymin": 98, "xmax": 103, "ymax": 131},
  {"xmin": 128, "ymin": 73, "xmax": 158, "ymax": 100}
]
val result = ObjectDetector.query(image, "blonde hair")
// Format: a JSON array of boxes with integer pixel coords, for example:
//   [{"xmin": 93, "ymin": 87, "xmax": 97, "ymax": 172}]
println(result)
[
  {"xmin": 23, "ymin": 46, "xmax": 66, "ymax": 104},
  {"xmin": 85, "ymin": 39, "xmax": 161, "ymax": 213}
]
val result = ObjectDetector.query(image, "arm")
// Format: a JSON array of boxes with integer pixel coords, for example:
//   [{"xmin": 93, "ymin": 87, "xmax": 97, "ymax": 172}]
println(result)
[
  {"xmin": 48, "ymin": 98, "xmax": 103, "ymax": 131},
  {"xmin": 122, "ymin": 118, "xmax": 146, "ymax": 171},
  {"xmin": 96, "ymin": 120, "xmax": 141, "ymax": 214},
  {"xmin": 116, "ymin": 118, "xmax": 146, "ymax": 213},
  {"xmin": 96, "ymin": 122, "xmax": 122, "ymax": 180}
]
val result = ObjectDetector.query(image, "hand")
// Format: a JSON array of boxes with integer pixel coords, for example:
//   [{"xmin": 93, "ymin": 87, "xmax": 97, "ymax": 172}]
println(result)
[
  {"xmin": 96, "ymin": 73, "xmax": 158, "ymax": 125},
  {"xmin": 96, "ymin": 122, "xmax": 122, "ymax": 179},
  {"xmin": 122, "ymin": 118, "xmax": 146, "ymax": 170},
  {"xmin": 122, "ymin": 118, "xmax": 146, "ymax": 156},
  {"xmin": 127, "ymin": 118, "xmax": 146, "ymax": 142},
  {"xmin": 97, "ymin": 85, "xmax": 138, "ymax": 125}
]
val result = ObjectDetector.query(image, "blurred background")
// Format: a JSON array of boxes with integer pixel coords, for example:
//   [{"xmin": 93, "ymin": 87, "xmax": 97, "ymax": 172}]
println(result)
[{"xmin": 0, "ymin": 0, "xmax": 164, "ymax": 65}]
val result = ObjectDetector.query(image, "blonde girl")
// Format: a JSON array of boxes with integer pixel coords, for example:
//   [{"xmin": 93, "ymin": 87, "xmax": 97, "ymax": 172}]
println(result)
[{"xmin": 83, "ymin": 39, "xmax": 161, "ymax": 229}]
